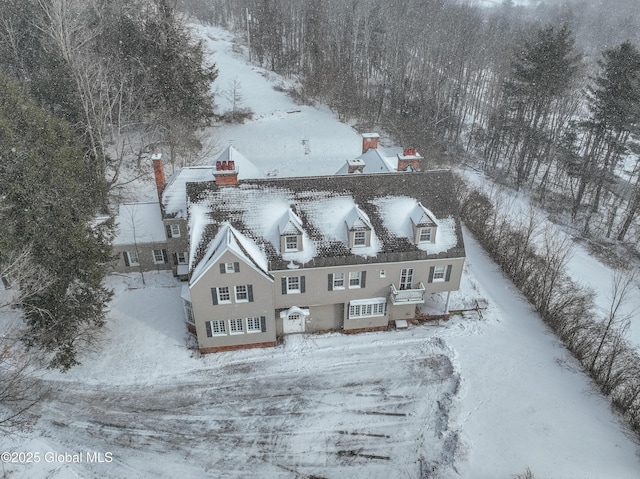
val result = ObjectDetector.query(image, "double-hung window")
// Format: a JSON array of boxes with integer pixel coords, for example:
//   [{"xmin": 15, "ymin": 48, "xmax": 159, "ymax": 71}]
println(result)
[
  {"xmin": 333, "ymin": 272, "xmax": 345, "ymax": 289},
  {"xmin": 206, "ymin": 320, "xmax": 226, "ymax": 337},
  {"xmin": 124, "ymin": 251, "xmax": 139, "ymax": 266},
  {"xmin": 170, "ymin": 224, "xmax": 181, "ymax": 238},
  {"xmin": 349, "ymin": 271, "xmax": 362, "ymax": 288},
  {"xmin": 285, "ymin": 235, "xmax": 299, "ymax": 252},
  {"xmin": 246, "ymin": 317, "xmax": 262, "ymax": 333},
  {"xmin": 353, "ymin": 230, "xmax": 366, "ymax": 247},
  {"xmin": 217, "ymin": 286, "xmax": 231, "ymax": 304},
  {"xmin": 419, "ymin": 227, "xmax": 432, "ymax": 243},
  {"xmin": 177, "ymin": 252, "xmax": 188, "ymax": 265},
  {"xmin": 229, "ymin": 318, "xmax": 244, "ymax": 334},
  {"xmin": 235, "ymin": 285, "xmax": 248, "ymax": 302},
  {"xmin": 153, "ymin": 249, "xmax": 167, "ymax": 264},
  {"xmin": 433, "ymin": 265, "xmax": 446, "ymax": 282},
  {"xmin": 287, "ymin": 276, "xmax": 300, "ymax": 293}
]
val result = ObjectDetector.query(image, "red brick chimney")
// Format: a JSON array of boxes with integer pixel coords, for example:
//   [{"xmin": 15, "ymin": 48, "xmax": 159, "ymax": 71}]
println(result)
[
  {"xmin": 347, "ymin": 158, "xmax": 365, "ymax": 174},
  {"xmin": 215, "ymin": 160, "xmax": 239, "ymax": 186},
  {"xmin": 151, "ymin": 153, "xmax": 166, "ymax": 200},
  {"xmin": 397, "ymin": 148, "xmax": 423, "ymax": 172},
  {"xmin": 361, "ymin": 133, "xmax": 380, "ymax": 153}
]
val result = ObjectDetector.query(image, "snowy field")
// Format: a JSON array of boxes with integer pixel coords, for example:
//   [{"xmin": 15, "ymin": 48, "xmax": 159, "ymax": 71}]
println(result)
[{"xmin": 2, "ymin": 24, "xmax": 640, "ymax": 479}]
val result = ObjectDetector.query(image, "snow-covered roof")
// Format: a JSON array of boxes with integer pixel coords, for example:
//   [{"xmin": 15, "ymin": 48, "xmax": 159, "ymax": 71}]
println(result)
[
  {"xmin": 190, "ymin": 222, "xmax": 272, "ymax": 286},
  {"xmin": 161, "ymin": 146, "xmax": 263, "ymax": 218},
  {"xmin": 335, "ymin": 147, "xmax": 397, "ymax": 175},
  {"xmin": 345, "ymin": 206, "xmax": 374, "ymax": 230},
  {"xmin": 410, "ymin": 202, "xmax": 438, "ymax": 227},
  {"xmin": 187, "ymin": 171, "xmax": 464, "ymax": 271},
  {"xmin": 113, "ymin": 202, "xmax": 166, "ymax": 246},
  {"xmin": 162, "ymin": 166, "xmax": 215, "ymax": 218}
]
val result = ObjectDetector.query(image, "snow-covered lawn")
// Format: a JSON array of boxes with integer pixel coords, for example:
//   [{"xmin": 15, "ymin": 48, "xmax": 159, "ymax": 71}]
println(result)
[
  {"xmin": 2, "ymin": 23, "xmax": 640, "ymax": 479},
  {"xmin": 3, "ymin": 232, "xmax": 639, "ymax": 478}
]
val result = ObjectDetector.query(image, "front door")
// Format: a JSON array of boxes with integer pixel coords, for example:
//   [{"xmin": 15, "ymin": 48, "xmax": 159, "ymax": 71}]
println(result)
[{"xmin": 283, "ymin": 312, "xmax": 305, "ymax": 334}]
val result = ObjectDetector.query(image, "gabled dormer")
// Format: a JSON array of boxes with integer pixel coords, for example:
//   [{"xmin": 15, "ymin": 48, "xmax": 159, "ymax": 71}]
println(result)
[
  {"xmin": 410, "ymin": 202, "xmax": 437, "ymax": 245},
  {"xmin": 345, "ymin": 206, "xmax": 373, "ymax": 248},
  {"xmin": 278, "ymin": 207, "xmax": 305, "ymax": 253}
]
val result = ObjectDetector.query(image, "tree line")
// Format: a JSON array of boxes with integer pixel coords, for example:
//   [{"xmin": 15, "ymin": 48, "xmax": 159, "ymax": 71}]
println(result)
[{"xmin": 181, "ymin": 0, "xmax": 640, "ymax": 245}]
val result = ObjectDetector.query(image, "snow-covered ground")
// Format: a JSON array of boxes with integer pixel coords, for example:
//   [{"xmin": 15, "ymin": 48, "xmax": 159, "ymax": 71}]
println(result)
[
  {"xmin": 462, "ymin": 170, "xmax": 640, "ymax": 351},
  {"xmin": 2, "ymin": 24, "xmax": 640, "ymax": 479}
]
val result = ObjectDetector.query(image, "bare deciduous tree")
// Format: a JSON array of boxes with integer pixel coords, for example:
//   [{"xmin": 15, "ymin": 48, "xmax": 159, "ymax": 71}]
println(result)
[{"xmin": 0, "ymin": 247, "xmax": 52, "ymax": 432}]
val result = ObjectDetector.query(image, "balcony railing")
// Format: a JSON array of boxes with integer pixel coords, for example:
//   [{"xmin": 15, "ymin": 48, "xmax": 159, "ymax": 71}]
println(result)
[{"xmin": 389, "ymin": 282, "xmax": 426, "ymax": 305}]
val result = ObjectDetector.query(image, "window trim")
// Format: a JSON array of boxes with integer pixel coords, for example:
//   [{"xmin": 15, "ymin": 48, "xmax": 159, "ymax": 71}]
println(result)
[
  {"xmin": 419, "ymin": 227, "xmax": 433, "ymax": 243},
  {"xmin": 284, "ymin": 235, "xmax": 299, "ymax": 252},
  {"xmin": 152, "ymin": 249, "xmax": 165, "ymax": 265},
  {"xmin": 184, "ymin": 301, "xmax": 195, "ymax": 324},
  {"xmin": 349, "ymin": 271, "xmax": 362, "ymax": 289},
  {"xmin": 177, "ymin": 252, "xmax": 188, "ymax": 265},
  {"xmin": 246, "ymin": 316, "xmax": 262, "ymax": 333},
  {"xmin": 125, "ymin": 250, "xmax": 139, "ymax": 266},
  {"xmin": 208, "ymin": 320, "xmax": 226, "ymax": 337},
  {"xmin": 353, "ymin": 230, "xmax": 367, "ymax": 247},
  {"xmin": 399, "ymin": 268, "xmax": 415, "ymax": 290},
  {"xmin": 235, "ymin": 285, "xmax": 249, "ymax": 303},
  {"xmin": 287, "ymin": 276, "xmax": 300, "ymax": 294},
  {"xmin": 333, "ymin": 272, "xmax": 345, "ymax": 290},
  {"xmin": 348, "ymin": 298, "xmax": 387, "ymax": 319},
  {"xmin": 217, "ymin": 286, "xmax": 231, "ymax": 304},
  {"xmin": 433, "ymin": 265, "xmax": 446, "ymax": 282},
  {"xmin": 170, "ymin": 223, "xmax": 181, "ymax": 238},
  {"xmin": 229, "ymin": 318, "xmax": 244, "ymax": 335}
]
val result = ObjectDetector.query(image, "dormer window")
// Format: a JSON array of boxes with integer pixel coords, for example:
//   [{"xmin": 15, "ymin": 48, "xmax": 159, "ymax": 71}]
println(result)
[
  {"xmin": 410, "ymin": 202, "xmax": 438, "ymax": 245},
  {"xmin": 279, "ymin": 208, "xmax": 305, "ymax": 254},
  {"xmin": 285, "ymin": 235, "xmax": 299, "ymax": 252},
  {"xmin": 346, "ymin": 206, "xmax": 373, "ymax": 249},
  {"xmin": 419, "ymin": 227, "xmax": 433, "ymax": 243}
]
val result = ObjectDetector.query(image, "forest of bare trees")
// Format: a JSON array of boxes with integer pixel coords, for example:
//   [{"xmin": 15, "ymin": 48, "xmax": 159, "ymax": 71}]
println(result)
[{"xmin": 180, "ymin": 0, "xmax": 640, "ymax": 252}]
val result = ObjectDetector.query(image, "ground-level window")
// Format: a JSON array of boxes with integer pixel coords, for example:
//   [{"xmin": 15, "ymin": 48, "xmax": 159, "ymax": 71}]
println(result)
[
  {"xmin": 124, "ymin": 251, "xmax": 139, "ymax": 266},
  {"xmin": 246, "ymin": 317, "xmax": 262, "ymax": 333},
  {"xmin": 206, "ymin": 320, "xmax": 226, "ymax": 337},
  {"xmin": 348, "ymin": 299, "xmax": 387, "ymax": 319},
  {"xmin": 229, "ymin": 318, "xmax": 244, "ymax": 334},
  {"xmin": 184, "ymin": 301, "xmax": 195, "ymax": 324}
]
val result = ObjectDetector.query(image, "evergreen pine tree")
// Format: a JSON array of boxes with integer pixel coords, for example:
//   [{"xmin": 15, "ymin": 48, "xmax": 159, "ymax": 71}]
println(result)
[
  {"xmin": 501, "ymin": 24, "xmax": 581, "ymax": 189},
  {"xmin": 0, "ymin": 74, "xmax": 113, "ymax": 371}
]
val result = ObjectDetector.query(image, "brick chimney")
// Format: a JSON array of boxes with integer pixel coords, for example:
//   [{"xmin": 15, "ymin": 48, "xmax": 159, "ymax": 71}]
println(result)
[
  {"xmin": 347, "ymin": 158, "xmax": 365, "ymax": 174},
  {"xmin": 151, "ymin": 153, "xmax": 166, "ymax": 200},
  {"xmin": 361, "ymin": 133, "xmax": 380, "ymax": 153},
  {"xmin": 215, "ymin": 160, "xmax": 239, "ymax": 186},
  {"xmin": 397, "ymin": 148, "xmax": 423, "ymax": 172}
]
